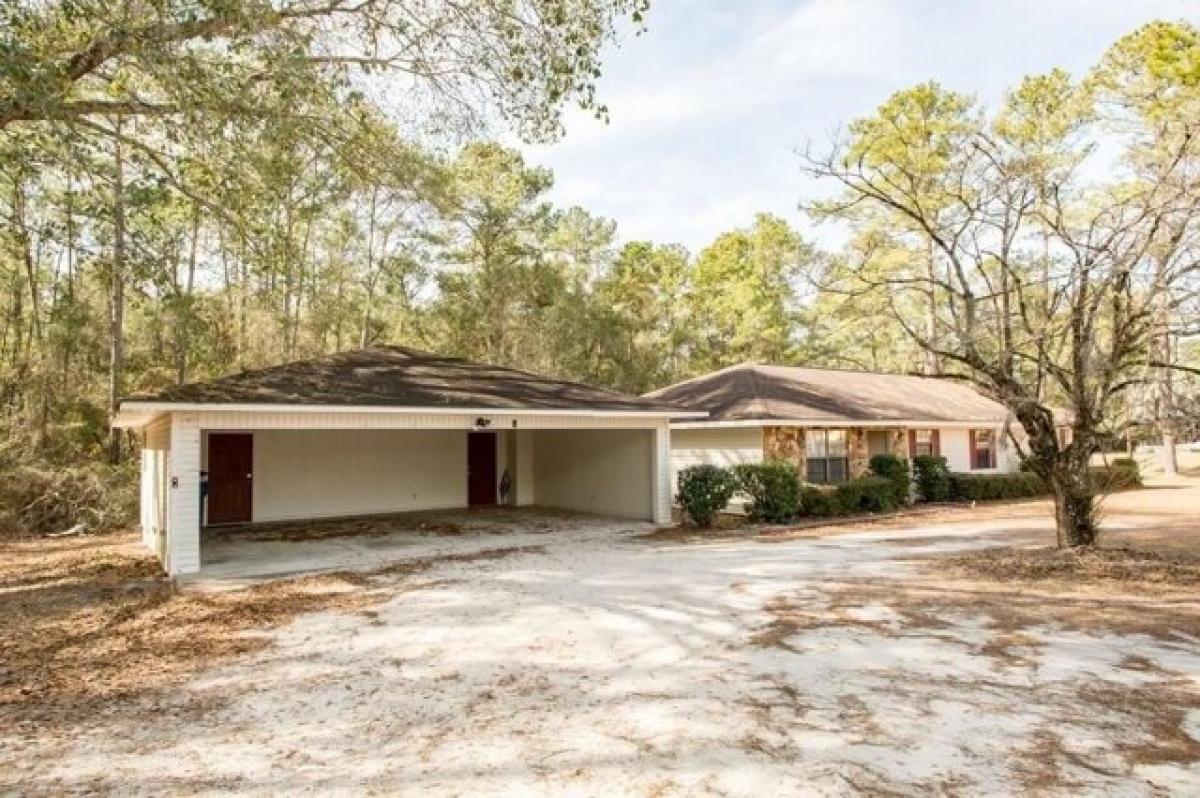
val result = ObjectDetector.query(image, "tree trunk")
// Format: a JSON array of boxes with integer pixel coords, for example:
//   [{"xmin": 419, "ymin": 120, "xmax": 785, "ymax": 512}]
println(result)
[
  {"xmin": 1049, "ymin": 461, "xmax": 1098, "ymax": 547},
  {"xmin": 175, "ymin": 201, "xmax": 200, "ymax": 385},
  {"xmin": 108, "ymin": 116, "xmax": 127, "ymax": 465},
  {"xmin": 923, "ymin": 238, "xmax": 940, "ymax": 376},
  {"xmin": 1151, "ymin": 293, "xmax": 1178, "ymax": 475}
]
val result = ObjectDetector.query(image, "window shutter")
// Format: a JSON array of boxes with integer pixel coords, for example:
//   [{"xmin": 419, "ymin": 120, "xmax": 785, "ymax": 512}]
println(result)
[
  {"xmin": 908, "ymin": 430, "xmax": 917, "ymax": 458},
  {"xmin": 968, "ymin": 429, "xmax": 977, "ymax": 469},
  {"xmin": 931, "ymin": 429, "xmax": 941, "ymax": 456}
]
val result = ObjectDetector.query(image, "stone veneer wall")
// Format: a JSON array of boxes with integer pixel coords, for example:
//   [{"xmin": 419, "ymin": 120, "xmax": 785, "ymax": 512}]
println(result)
[
  {"xmin": 848, "ymin": 428, "xmax": 870, "ymax": 478},
  {"xmin": 763, "ymin": 426, "xmax": 805, "ymax": 475}
]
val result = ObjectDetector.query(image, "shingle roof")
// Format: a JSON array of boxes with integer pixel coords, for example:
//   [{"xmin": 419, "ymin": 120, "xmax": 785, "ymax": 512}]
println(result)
[
  {"xmin": 124, "ymin": 345, "xmax": 693, "ymax": 414},
  {"xmin": 644, "ymin": 363, "xmax": 1011, "ymax": 424}
]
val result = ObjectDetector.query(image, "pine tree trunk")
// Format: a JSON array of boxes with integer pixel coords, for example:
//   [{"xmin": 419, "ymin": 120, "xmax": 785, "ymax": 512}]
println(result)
[
  {"xmin": 108, "ymin": 117, "xmax": 126, "ymax": 465},
  {"xmin": 175, "ymin": 201, "xmax": 200, "ymax": 385}
]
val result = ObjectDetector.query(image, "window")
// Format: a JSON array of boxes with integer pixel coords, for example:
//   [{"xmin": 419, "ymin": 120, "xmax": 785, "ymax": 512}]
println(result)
[
  {"xmin": 913, "ymin": 429, "xmax": 934, "ymax": 457},
  {"xmin": 1057, "ymin": 426, "xmax": 1073, "ymax": 447},
  {"xmin": 972, "ymin": 429, "xmax": 996, "ymax": 469},
  {"xmin": 806, "ymin": 429, "xmax": 848, "ymax": 484}
]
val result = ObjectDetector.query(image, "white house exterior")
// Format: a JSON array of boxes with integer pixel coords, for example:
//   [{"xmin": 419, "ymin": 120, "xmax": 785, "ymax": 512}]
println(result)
[
  {"xmin": 645, "ymin": 364, "xmax": 1019, "ymax": 491},
  {"xmin": 115, "ymin": 346, "xmax": 699, "ymax": 577}
]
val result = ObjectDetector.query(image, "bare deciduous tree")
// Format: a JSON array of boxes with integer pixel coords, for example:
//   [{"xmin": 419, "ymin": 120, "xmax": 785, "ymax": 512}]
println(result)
[{"xmin": 803, "ymin": 25, "xmax": 1200, "ymax": 545}]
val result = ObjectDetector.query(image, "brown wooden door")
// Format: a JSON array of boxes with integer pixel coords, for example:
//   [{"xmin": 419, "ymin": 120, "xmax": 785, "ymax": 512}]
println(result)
[
  {"xmin": 208, "ymin": 433, "xmax": 253, "ymax": 524},
  {"xmin": 467, "ymin": 432, "xmax": 497, "ymax": 507}
]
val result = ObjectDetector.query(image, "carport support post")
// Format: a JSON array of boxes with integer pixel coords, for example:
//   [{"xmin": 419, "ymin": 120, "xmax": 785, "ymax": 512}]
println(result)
[
  {"xmin": 652, "ymin": 424, "xmax": 672, "ymax": 525},
  {"xmin": 166, "ymin": 413, "xmax": 202, "ymax": 576}
]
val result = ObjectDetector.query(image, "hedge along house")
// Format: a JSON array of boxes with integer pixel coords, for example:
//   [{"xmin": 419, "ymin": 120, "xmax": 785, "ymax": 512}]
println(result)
[
  {"xmin": 644, "ymin": 364, "xmax": 1018, "ymax": 489},
  {"xmin": 113, "ymin": 346, "xmax": 702, "ymax": 576}
]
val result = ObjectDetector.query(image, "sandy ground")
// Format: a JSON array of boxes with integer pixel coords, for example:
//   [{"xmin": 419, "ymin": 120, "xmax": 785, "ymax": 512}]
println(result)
[{"xmin": 3, "ymin": 484, "xmax": 1199, "ymax": 796}]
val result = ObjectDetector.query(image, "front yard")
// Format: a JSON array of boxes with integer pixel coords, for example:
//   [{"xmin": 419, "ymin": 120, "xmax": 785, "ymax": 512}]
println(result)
[{"xmin": 2, "ymin": 484, "xmax": 1199, "ymax": 795}]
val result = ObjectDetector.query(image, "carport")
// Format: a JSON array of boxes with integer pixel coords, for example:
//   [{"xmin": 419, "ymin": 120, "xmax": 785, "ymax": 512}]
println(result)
[{"xmin": 113, "ymin": 346, "xmax": 701, "ymax": 576}]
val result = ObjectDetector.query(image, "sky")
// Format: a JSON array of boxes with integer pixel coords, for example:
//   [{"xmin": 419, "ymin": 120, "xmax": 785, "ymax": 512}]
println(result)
[{"xmin": 519, "ymin": 0, "xmax": 1198, "ymax": 253}]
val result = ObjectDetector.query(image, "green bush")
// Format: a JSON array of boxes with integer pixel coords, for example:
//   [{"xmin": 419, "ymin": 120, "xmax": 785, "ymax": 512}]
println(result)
[
  {"xmin": 833, "ymin": 476, "xmax": 898, "ymax": 514},
  {"xmin": 733, "ymin": 461, "xmax": 802, "ymax": 523},
  {"xmin": 868, "ymin": 454, "xmax": 911, "ymax": 506},
  {"xmin": 799, "ymin": 485, "xmax": 838, "ymax": 517},
  {"xmin": 912, "ymin": 455, "xmax": 952, "ymax": 502},
  {"xmin": 676, "ymin": 465, "xmax": 738, "ymax": 527},
  {"xmin": 948, "ymin": 472, "xmax": 1048, "ymax": 501},
  {"xmin": 831, "ymin": 479, "xmax": 861, "ymax": 514},
  {"xmin": 1107, "ymin": 457, "xmax": 1142, "ymax": 488},
  {"xmin": 1090, "ymin": 463, "xmax": 1142, "ymax": 492},
  {"xmin": 858, "ymin": 475, "xmax": 900, "ymax": 512}
]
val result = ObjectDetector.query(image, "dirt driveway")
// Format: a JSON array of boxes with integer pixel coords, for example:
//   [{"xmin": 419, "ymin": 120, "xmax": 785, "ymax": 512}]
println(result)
[{"xmin": 3, "ymin": 487, "xmax": 1199, "ymax": 796}]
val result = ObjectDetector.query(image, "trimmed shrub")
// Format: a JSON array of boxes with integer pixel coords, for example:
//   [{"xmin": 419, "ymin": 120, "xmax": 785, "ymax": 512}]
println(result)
[
  {"xmin": 868, "ymin": 454, "xmax": 911, "ymax": 506},
  {"xmin": 676, "ymin": 465, "xmax": 738, "ymax": 527},
  {"xmin": 799, "ymin": 485, "xmax": 838, "ymax": 517},
  {"xmin": 948, "ymin": 472, "xmax": 1048, "ymax": 501},
  {"xmin": 1108, "ymin": 457, "xmax": 1142, "ymax": 488},
  {"xmin": 831, "ymin": 479, "xmax": 862, "ymax": 514},
  {"xmin": 858, "ymin": 475, "xmax": 900, "ymax": 512},
  {"xmin": 912, "ymin": 455, "xmax": 952, "ymax": 502},
  {"xmin": 733, "ymin": 461, "xmax": 802, "ymax": 523},
  {"xmin": 1090, "ymin": 462, "xmax": 1142, "ymax": 492},
  {"xmin": 833, "ymin": 476, "xmax": 898, "ymax": 514}
]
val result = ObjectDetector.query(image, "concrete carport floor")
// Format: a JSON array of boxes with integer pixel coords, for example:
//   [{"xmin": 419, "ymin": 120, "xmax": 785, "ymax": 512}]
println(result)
[{"xmin": 192, "ymin": 507, "xmax": 654, "ymax": 590}]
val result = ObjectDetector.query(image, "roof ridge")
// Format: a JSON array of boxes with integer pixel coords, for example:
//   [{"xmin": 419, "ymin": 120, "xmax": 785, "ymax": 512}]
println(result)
[
  {"xmin": 743, "ymin": 363, "xmax": 772, "ymax": 418},
  {"xmin": 761, "ymin": 362, "xmax": 955, "ymax": 379},
  {"xmin": 643, "ymin": 360, "xmax": 755, "ymax": 397}
]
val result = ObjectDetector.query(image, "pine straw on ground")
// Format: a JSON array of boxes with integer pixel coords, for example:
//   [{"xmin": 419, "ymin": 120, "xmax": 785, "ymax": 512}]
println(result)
[
  {"xmin": 203, "ymin": 506, "xmax": 579, "ymax": 543},
  {"xmin": 205, "ymin": 513, "xmax": 464, "ymax": 542},
  {"xmin": 642, "ymin": 499, "xmax": 1051, "ymax": 544},
  {"xmin": 0, "ymin": 530, "xmax": 540, "ymax": 732},
  {"xmin": 937, "ymin": 545, "xmax": 1200, "ymax": 587}
]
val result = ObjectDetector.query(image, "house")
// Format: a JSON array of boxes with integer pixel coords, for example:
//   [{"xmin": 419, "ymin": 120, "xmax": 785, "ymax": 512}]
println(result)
[
  {"xmin": 113, "ymin": 346, "xmax": 702, "ymax": 576},
  {"xmin": 643, "ymin": 363, "xmax": 1018, "ymax": 488}
]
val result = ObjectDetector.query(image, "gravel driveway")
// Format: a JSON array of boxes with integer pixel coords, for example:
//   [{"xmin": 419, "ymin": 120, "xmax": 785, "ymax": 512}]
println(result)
[{"xmin": 12, "ymin": 500, "xmax": 1200, "ymax": 796}]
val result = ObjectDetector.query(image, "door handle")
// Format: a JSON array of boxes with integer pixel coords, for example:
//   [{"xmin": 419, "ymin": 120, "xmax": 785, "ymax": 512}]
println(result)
[{"xmin": 246, "ymin": 473, "xmax": 253, "ymax": 479}]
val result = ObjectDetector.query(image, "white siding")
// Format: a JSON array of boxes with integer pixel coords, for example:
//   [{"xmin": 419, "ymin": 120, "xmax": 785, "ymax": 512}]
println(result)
[
  {"xmin": 940, "ymin": 428, "xmax": 971, "ymax": 472},
  {"xmin": 167, "ymin": 413, "xmax": 202, "ymax": 575},
  {"xmin": 939, "ymin": 426, "xmax": 1016, "ymax": 473},
  {"xmin": 669, "ymin": 427, "xmax": 764, "ymax": 489},
  {"xmin": 515, "ymin": 429, "xmax": 535, "ymax": 506},
  {"xmin": 139, "ymin": 417, "xmax": 170, "ymax": 561},
  {"xmin": 531, "ymin": 428, "xmax": 654, "ymax": 520},
  {"xmin": 249, "ymin": 429, "xmax": 467, "ymax": 523}
]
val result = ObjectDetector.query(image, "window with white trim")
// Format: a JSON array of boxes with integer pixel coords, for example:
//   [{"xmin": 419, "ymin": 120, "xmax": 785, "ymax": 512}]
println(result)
[
  {"xmin": 806, "ymin": 429, "xmax": 848, "ymax": 484},
  {"xmin": 913, "ymin": 429, "xmax": 934, "ymax": 457}
]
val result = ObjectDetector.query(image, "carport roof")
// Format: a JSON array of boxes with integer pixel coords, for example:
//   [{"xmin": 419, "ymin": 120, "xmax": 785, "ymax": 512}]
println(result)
[
  {"xmin": 644, "ymin": 363, "xmax": 1011, "ymax": 424},
  {"xmin": 118, "ymin": 345, "xmax": 699, "ymax": 418}
]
